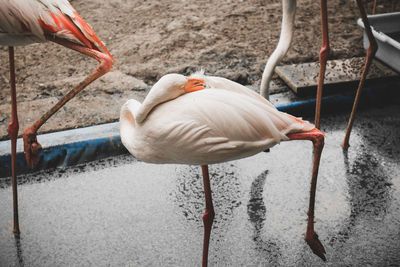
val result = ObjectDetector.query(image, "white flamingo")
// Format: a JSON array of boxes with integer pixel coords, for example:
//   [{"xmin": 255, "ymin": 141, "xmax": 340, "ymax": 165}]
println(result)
[
  {"xmin": 0, "ymin": 0, "xmax": 114, "ymax": 235},
  {"xmin": 120, "ymin": 73, "xmax": 327, "ymax": 266},
  {"xmin": 260, "ymin": 0, "xmax": 377, "ymax": 147}
]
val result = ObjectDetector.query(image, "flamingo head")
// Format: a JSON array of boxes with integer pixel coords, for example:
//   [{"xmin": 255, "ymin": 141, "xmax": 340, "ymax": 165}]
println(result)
[
  {"xmin": 134, "ymin": 74, "xmax": 205, "ymax": 123},
  {"xmin": 151, "ymin": 73, "xmax": 205, "ymax": 94}
]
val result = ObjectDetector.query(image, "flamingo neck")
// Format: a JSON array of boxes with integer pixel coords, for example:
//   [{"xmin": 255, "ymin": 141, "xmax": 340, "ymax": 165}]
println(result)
[
  {"xmin": 135, "ymin": 75, "xmax": 205, "ymax": 123},
  {"xmin": 135, "ymin": 92, "xmax": 178, "ymax": 123}
]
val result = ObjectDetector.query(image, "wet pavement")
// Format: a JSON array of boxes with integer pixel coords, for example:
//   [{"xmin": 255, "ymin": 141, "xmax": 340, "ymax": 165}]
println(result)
[{"xmin": 1, "ymin": 104, "xmax": 400, "ymax": 266}]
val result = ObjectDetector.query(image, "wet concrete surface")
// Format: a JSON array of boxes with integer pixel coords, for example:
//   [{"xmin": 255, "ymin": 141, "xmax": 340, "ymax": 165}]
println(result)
[{"xmin": 1, "ymin": 105, "xmax": 400, "ymax": 266}]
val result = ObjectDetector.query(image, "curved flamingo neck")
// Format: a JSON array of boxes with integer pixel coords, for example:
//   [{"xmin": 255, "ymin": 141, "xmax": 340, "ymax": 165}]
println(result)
[
  {"xmin": 135, "ymin": 75, "xmax": 203, "ymax": 123},
  {"xmin": 135, "ymin": 87, "xmax": 184, "ymax": 123}
]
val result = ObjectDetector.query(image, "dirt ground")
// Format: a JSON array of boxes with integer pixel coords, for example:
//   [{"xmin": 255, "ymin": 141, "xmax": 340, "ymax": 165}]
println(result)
[{"xmin": 0, "ymin": 0, "xmax": 396, "ymax": 140}]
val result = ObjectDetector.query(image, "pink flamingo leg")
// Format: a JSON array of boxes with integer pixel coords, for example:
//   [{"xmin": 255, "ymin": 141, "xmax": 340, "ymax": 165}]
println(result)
[
  {"xmin": 372, "ymin": 0, "xmax": 377, "ymax": 14},
  {"xmin": 315, "ymin": 0, "xmax": 330, "ymax": 129},
  {"xmin": 8, "ymin": 47, "xmax": 20, "ymax": 235},
  {"xmin": 23, "ymin": 36, "xmax": 113, "ymax": 168},
  {"xmin": 342, "ymin": 0, "xmax": 378, "ymax": 149},
  {"xmin": 201, "ymin": 165, "xmax": 215, "ymax": 267},
  {"xmin": 287, "ymin": 128, "xmax": 326, "ymax": 261}
]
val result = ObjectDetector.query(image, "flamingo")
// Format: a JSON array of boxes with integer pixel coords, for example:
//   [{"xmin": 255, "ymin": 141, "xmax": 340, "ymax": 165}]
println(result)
[
  {"xmin": 260, "ymin": 0, "xmax": 377, "ymax": 148},
  {"xmin": 120, "ymin": 73, "xmax": 327, "ymax": 266},
  {"xmin": 0, "ymin": 0, "xmax": 115, "ymax": 235}
]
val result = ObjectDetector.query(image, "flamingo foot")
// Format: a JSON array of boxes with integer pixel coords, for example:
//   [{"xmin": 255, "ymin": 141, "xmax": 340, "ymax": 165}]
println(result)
[
  {"xmin": 305, "ymin": 229, "xmax": 326, "ymax": 261},
  {"xmin": 23, "ymin": 126, "xmax": 42, "ymax": 168}
]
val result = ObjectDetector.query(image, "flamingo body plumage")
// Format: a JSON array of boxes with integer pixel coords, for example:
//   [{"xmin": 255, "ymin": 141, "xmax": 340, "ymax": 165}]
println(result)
[
  {"xmin": 120, "ymin": 74, "xmax": 314, "ymax": 165},
  {"xmin": 0, "ymin": 0, "xmax": 113, "ymax": 60}
]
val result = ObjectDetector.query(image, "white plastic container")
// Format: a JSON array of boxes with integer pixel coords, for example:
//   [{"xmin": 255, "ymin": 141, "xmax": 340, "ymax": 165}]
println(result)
[{"xmin": 358, "ymin": 12, "xmax": 400, "ymax": 73}]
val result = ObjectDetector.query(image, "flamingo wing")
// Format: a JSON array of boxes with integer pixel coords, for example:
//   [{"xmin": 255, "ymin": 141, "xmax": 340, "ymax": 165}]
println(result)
[
  {"xmin": 190, "ymin": 73, "xmax": 276, "ymax": 109},
  {"xmin": 124, "ymin": 88, "xmax": 314, "ymax": 165},
  {"xmin": 0, "ymin": 0, "xmax": 113, "ymax": 60}
]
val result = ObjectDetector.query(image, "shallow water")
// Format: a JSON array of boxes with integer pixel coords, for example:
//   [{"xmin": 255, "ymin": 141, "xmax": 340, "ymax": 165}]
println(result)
[{"xmin": 1, "ymin": 105, "xmax": 400, "ymax": 266}]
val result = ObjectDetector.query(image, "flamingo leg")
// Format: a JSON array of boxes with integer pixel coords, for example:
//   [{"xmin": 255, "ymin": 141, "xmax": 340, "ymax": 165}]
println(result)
[
  {"xmin": 342, "ymin": 0, "xmax": 377, "ymax": 149},
  {"xmin": 372, "ymin": 0, "xmax": 377, "ymax": 14},
  {"xmin": 314, "ymin": 0, "xmax": 330, "ymax": 129},
  {"xmin": 23, "ymin": 36, "xmax": 113, "ymax": 168},
  {"xmin": 8, "ymin": 47, "xmax": 20, "ymax": 235},
  {"xmin": 201, "ymin": 165, "xmax": 215, "ymax": 267},
  {"xmin": 287, "ymin": 128, "xmax": 326, "ymax": 261}
]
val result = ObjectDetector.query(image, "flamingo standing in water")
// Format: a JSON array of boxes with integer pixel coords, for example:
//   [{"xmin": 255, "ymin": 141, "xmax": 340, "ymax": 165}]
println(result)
[
  {"xmin": 260, "ymin": 0, "xmax": 377, "ymax": 148},
  {"xmin": 0, "ymin": 0, "xmax": 114, "ymax": 235},
  {"xmin": 120, "ymin": 73, "xmax": 327, "ymax": 266}
]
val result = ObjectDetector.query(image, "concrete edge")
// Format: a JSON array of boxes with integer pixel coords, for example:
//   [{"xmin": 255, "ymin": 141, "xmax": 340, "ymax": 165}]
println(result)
[{"xmin": 0, "ymin": 86, "xmax": 398, "ymax": 178}]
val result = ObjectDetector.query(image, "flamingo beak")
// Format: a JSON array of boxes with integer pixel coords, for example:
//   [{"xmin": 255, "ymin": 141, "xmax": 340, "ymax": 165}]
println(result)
[{"xmin": 184, "ymin": 78, "xmax": 206, "ymax": 93}]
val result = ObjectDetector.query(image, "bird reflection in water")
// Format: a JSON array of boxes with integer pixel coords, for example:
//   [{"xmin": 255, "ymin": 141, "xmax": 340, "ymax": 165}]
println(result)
[
  {"xmin": 247, "ymin": 170, "xmax": 281, "ymax": 265},
  {"xmin": 14, "ymin": 235, "xmax": 24, "ymax": 267},
  {"xmin": 173, "ymin": 164, "xmax": 242, "ymax": 231},
  {"xmin": 329, "ymin": 149, "xmax": 392, "ymax": 246}
]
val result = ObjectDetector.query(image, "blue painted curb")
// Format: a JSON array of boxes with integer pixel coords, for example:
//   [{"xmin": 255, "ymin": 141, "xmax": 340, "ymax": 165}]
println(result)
[
  {"xmin": 0, "ymin": 136, "xmax": 126, "ymax": 179},
  {"xmin": 0, "ymin": 86, "xmax": 398, "ymax": 178}
]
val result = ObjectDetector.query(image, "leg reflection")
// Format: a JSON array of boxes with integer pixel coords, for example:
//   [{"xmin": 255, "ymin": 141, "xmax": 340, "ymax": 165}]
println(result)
[
  {"xmin": 14, "ymin": 235, "xmax": 24, "ymax": 266},
  {"xmin": 329, "ymin": 149, "xmax": 392, "ymax": 246},
  {"xmin": 247, "ymin": 170, "xmax": 281, "ymax": 263}
]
